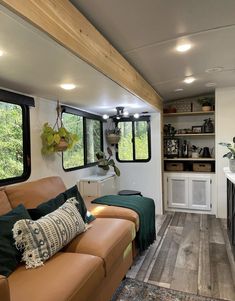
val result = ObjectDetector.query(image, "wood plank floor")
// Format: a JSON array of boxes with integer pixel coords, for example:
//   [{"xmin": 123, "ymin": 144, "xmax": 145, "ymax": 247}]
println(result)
[{"xmin": 127, "ymin": 212, "xmax": 235, "ymax": 300}]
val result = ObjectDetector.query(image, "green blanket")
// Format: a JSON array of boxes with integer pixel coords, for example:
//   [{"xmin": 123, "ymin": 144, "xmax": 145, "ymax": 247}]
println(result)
[{"xmin": 91, "ymin": 195, "xmax": 156, "ymax": 252}]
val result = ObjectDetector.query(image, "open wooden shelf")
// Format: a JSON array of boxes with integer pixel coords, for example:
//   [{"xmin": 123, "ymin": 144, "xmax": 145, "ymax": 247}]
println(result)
[
  {"xmin": 164, "ymin": 158, "xmax": 215, "ymax": 161},
  {"xmin": 163, "ymin": 110, "xmax": 215, "ymax": 117},
  {"xmin": 174, "ymin": 133, "xmax": 215, "ymax": 137}
]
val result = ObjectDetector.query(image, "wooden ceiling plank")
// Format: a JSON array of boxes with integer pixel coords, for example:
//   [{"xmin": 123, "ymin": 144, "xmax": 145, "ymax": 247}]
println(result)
[{"xmin": 0, "ymin": 0, "xmax": 163, "ymax": 111}]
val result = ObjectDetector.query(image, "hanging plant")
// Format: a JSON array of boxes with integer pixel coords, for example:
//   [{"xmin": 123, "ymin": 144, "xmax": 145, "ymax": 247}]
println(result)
[{"xmin": 41, "ymin": 102, "xmax": 78, "ymax": 155}]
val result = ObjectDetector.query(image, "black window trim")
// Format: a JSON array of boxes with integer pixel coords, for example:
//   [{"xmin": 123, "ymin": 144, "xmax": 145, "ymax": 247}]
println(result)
[
  {"xmin": 61, "ymin": 106, "xmax": 103, "ymax": 171},
  {"xmin": 0, "ymin": 89, "xmax": 34, "ymax": 186},
  {"xmin": 116, "ymin": 116, "xmax": 151, "ymax": 163}
]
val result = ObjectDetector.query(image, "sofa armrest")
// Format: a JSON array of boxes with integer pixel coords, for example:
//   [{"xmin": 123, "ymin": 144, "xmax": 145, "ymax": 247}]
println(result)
[{"xmin": 0, "ymin": 275, "xmax": 10, "ymax": 301}]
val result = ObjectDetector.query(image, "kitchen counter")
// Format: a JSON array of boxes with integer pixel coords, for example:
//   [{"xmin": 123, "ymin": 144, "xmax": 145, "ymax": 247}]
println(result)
[{"xmin": 224, "ymin": 167, "xmax": 235, "ymax": 184}]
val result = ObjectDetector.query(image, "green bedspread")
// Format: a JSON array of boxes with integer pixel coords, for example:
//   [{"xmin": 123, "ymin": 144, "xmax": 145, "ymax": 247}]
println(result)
[{"xmin": 91, "ymin": 195, "xmax": 156, "ymax": 252}]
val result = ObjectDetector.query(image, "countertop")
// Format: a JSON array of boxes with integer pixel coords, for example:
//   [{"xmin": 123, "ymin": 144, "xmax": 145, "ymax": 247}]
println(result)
[{"xmin": 224, "ymin": 167, "xmax": 235, "ymax": 184}]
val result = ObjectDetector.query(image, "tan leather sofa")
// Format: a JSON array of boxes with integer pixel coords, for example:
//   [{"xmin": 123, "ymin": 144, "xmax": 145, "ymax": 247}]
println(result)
[{"xmin": 0, "ymin": 176, "xmax": 138, "ymax": 301}]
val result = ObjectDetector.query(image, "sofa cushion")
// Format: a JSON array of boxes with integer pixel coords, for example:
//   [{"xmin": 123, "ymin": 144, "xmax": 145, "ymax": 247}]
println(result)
[
  {"xmin": 0, "ymin": 204, "xmax": 31, "ymax": 277},
  {"xmin": 13, "ymin": 198, "xmax": 86, "ymax": 269},
  {"xmin": 5, "ymin": 176, "xmax": 66, "ymax": 209},
  {"xmin": 85, "ymin": 196, "xmax": 140, "ymax": 231},
  {"xmin": 32, "ymin": 185, "xmax": 94, "ymax": 223},
  {"xmin": 0, "ymin": 190, "xmax": 12, "ymax": 215},
  {"xmin": 8, "ymin": 252, "xmax": 104, "ymax": 301},
  {"xmin": 64, "ymin": 218, "xmax": 136, "ymax": 274}
]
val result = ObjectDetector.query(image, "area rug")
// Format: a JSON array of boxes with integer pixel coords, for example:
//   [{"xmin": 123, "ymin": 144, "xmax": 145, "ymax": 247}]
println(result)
[{"xmin": 111, "ymin": 278, "xmax": 224, "ymax": 301}]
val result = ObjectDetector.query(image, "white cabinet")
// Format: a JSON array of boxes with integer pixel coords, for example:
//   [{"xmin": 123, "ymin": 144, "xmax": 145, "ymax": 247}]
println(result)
[
  {"xmin": 79, "ymin": 173, "xmax": 117, "ymax": 197},
  {"xmin": 167, "ymin": 176, "xmax": 188, "ymax": 208},
  {"xmin": 165, "ymin": 173, "xmax": 212, "ymax": 211},
  {"xmin": 189, "ymin": 176, "xmax": 211, "ymax": 210}
]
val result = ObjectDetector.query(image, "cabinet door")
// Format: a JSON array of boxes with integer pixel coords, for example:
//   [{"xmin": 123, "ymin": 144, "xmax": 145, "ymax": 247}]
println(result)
[
  {"xmin": 167, "ymin": 176, "xmax": 188, "ymax": 208},
  {"xmin": 189, "ymin": 176, "xmax": 211, "ymax": 210}
]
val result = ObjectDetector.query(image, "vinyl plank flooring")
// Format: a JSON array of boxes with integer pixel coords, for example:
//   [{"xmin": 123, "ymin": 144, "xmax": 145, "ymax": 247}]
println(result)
[
  {"xmin": 198, "ymin": 215, "xmax": 212, "ymax": 297},
  {"xmin": 133, "ymin": 212, "xmax": 235, "ymax": 301},
  {"xmin": 148, "ymin": 227, "xmax": 182, "ymax": 284}
]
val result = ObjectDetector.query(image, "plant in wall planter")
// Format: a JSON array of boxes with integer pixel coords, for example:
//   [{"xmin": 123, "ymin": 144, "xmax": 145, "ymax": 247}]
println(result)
[
  {"xmin": 219, "ymin": 137, "xmax": 235, "ymax": 172},
  {"xmin": 41, "ymin": 102, "xmax": 78, "ymax": 155},
  {"xmin": 105, "ymin": 127, "xmax": 121, "ymax": 145},
  {"xmin": 96, "ymin": 147, "xmax": 120, "ymax": 176}
]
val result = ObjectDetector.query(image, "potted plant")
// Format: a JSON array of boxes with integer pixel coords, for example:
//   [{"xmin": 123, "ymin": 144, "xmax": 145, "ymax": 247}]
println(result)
[
  {"xmin": 96, "ymin": 147, "xmax": 120, "ymax": 176},
  {"xmin": 41, "ymin": 102, "xmax": 78, "ymax": 155},
  {"xmin": 105, "ymin": 127, "xmax": 121, "ymax": 145},
  {"xmin": 191, "ymin": 145, "xmax": 200, "ymax": 158},
  {"xmin": 198, "ymin": 96, "xmax": 214, "ymax": 112},
  {"xmin": 41, "ymin": 122, "xmax": 78, "ymax": 155},
  {"xmin": 219, "ymin": 137, "xmax": 235, "ymax": 172}
]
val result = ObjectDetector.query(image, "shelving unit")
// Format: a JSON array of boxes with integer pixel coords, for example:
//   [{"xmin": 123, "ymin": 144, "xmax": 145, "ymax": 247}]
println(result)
[
  {"xmin": 163, "ymin": 96, "xmax": 215, "ymax": 214},
  {"xmin": 163, "ymin": 110, "xmax": 215, "ymax": 117}
]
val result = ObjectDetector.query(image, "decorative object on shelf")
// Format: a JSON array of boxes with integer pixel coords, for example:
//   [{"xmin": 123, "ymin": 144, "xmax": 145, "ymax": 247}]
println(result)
[
  {"xmin": 192, "ymin": 126, "xmax": 203, "ymax": 133},
  {"xmin": 219, "ymin": 138, "xmax": 235, "ymax": 172},
  {"xmin": 181, "ymin": 140, "xmax": 188, "ymax": 158},
  {"xmin": 41, "ymin": 101, "xmax": 78, "ymax": 155},
  {"xmin": 191, "ymin": 145, "xmax": 200, "ymax": 158},
  {"xmin": 200, "ymin": 147, "xmax": 211, "ymax": 158},
  {"xmin": 198, "ymin": 96, "xmax": 214, "ymax": 112},
  {"xmin": 164, "ymin": 124, "xmax": 176, "ymax": 137},
  {"xmin": 164, "ymin": 138, "xmax": 179, "ymax": 158},
  {"xmin": 202, "ymin": 118, "xmax": 214, "ymax": 133},
  {"xmin": 96, "ymin": 147, "xmax": 120, "ymax": 176}
]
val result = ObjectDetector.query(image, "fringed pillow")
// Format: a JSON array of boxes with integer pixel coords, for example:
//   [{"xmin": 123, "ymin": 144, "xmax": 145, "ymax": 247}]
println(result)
[{"xmin": 13, "ymin": 197, "xmax": 87, "ymax": 269}]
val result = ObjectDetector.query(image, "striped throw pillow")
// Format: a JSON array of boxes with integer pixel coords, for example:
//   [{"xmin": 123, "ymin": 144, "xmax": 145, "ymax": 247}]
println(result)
[{"xmin": 13, "ymin": 197, "xmax": 86, "ymax": 269}]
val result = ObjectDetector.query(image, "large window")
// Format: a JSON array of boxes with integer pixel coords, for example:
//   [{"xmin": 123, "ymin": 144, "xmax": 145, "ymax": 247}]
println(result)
[
  {"xmin": 117, "ymin": 117, "xmax": 151, "ymax": 162},
  {"xmin": 0, "ymin": 89, "xmax": 34, "ymax": 185},
  {"xmin": 62, "ymin": 106, "xmax": 103, "ymax": 170}
]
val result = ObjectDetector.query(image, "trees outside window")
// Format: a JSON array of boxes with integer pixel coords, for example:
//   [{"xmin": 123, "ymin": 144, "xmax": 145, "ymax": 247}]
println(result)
[
  {"xmin": 0, "ymin": 89, "xmax": 33, "ymax": 185},
  {"xmin": 62, "ymin": 107, "xmax": 103, "ymax": 170},
  {"xmin": 117, "ymin": 117, "xmax": 151, "ymax": 162}
]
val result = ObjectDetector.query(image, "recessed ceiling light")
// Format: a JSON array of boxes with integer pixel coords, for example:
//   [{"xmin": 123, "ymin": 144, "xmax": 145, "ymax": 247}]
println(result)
[
  {"xmin": 174, "ymin": 88, "xmax": 184, "ymax": 92},
  {"xmin": 60, "ymin": 83, "xmax": 76, "ymax": 90},
  {"xmin": 205, "ymin": 82, "xmax": 216, "ymax": 87},
  {"xmin": 205, "ymin": 67, "xmax": 223, "ymax": 73},
  {"xmin": 176, "ymin": 44, "xmax": 192, "ymax": 52},
  {"xmin": 184, "ymin": 77, "xmax": 195, "ymax": 84},
  {"xmin": 0, "ymin": 50, "xmax": 4, "ymax": 57}
]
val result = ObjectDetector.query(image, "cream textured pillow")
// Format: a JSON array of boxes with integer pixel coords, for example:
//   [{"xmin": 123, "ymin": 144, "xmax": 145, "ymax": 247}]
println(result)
[{"xmin": 13, "ymin": 197, "xmax": 87, "ymax": 269}]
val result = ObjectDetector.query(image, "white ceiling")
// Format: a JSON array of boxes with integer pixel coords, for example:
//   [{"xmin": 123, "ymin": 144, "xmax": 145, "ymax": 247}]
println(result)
[
  {"xmin": 71, "ymin": 0, "xmax": 235, "ymax": 100},
  {"xmin": 0, "ymin": 5, "xmax": 154, "ymax": 115}
]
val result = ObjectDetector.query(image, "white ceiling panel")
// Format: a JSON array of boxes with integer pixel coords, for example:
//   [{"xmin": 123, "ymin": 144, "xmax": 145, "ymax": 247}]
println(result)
[
  {"xmin": 0, "ymin": 5, "xmax": 154, "ymax": 115},
  {"xmin": 71, "ymin": 0, "xmax": 235, "ymax": 52},
  {"xmin": 71, "ymin": 0, "xmax": 235, "ymax": 100},
  {"xmin": 125, "ymin": 27, "xmax": 235, "ymax": 85}
]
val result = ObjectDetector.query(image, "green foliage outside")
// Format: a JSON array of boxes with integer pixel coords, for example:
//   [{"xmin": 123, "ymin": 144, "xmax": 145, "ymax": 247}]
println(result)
[
  {"xmin": 118, "ymin": 121, "xmax": 149, "ymax": 161},
  {"xmin": 0, "ymin": 101, "xmax": 23, "ymax": 180},
  {"xmin": 62, "ymin": 113, "xmax": 101, "ymax": 169}
]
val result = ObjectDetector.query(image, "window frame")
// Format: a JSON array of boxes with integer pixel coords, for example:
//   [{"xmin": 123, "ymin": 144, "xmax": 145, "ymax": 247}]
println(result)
[
  {"xmin": 61, "ymin": 106, "xmax": 103, "ymax": 171},
  {"xmin": 116, "ymin": 116, "xmax": 151, "ymax": 163},
  {"xmin": 0, "ymin": 89, "xmax": 34, "ymax": 186}
]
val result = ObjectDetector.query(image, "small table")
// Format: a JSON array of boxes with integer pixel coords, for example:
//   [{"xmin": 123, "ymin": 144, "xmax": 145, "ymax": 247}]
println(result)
[{"xmin": 118, "ymin": 190, "xmax": 142, "ymax": 196}]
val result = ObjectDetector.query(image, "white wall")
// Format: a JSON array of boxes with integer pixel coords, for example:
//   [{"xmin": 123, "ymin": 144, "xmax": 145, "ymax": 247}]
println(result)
[
  {"xmin": 29, "ymin": 97, "xmax": 96, "ymax": 187},
  {"xmin": 216, "ymin": 87, "xmax": 235, "ymax": 218},
  {"xmin": 14, "ymin": 96, "xmax": 162, "ymax": 215},
  {"xmin": 114, "ymin": 113, "xmax": 163, "ymax": 214}
]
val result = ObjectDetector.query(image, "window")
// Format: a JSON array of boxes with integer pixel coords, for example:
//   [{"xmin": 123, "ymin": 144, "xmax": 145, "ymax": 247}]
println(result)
[
  {"xmin": 0, "ymin": 89, "xmax": 34, "ymax": 185},
  {"xmin": 117, "ymin": 117, "xmax": 151, "ymax": 162},
  {"xmin": 62, "ymin": 106, "xmax": 103, "ymax": 170}
]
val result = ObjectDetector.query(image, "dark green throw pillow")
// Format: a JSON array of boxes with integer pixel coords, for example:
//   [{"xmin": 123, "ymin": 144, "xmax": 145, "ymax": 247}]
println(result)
[
  {"xmin": 28, "ymin": 185, "xmax": 95, "ymax": 223},
  {"xmin": 0, "ymin": 204, "xmax": 31, "ymax": 277}
]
